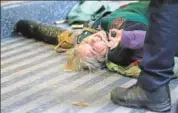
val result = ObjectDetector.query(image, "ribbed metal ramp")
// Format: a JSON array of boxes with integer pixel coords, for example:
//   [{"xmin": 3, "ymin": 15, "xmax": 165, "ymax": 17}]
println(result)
[{"xmin": 1, "ymin": 36, "xmax": 178, "ymax": 113}]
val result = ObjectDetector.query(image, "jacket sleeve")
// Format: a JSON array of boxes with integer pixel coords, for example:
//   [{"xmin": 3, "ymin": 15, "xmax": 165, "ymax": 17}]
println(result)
[{"xmin": 120, "ymin": 30, "xmax": 146, "ymax": 49}]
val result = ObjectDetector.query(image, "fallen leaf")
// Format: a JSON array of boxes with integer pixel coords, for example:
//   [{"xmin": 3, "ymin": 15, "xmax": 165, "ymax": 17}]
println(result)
[{"xmin": 72, "ymin": 102, "xmax": 89, "ymax": 107}]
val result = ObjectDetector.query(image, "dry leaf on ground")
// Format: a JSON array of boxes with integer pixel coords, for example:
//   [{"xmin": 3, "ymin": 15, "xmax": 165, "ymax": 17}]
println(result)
[{"xmin": 72, "ymin": 102, "xmax": 89, "ymax": 107}]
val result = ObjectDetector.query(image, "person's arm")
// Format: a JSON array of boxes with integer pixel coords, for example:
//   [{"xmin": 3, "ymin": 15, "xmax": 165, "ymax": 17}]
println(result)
[{"xmin": 120, "ymin": 30, "xmax": 146, "ymax": 49}]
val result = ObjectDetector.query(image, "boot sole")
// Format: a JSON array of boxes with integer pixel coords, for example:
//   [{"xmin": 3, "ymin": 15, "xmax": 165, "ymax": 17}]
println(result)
[{"xmin": 112, "ymin": 99, "xmax": 171, "ymax": 112}]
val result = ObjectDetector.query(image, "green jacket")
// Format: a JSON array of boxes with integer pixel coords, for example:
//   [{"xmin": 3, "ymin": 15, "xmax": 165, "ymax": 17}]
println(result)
[{"xmin": 101, "ymin": 1, "xmax": 150, "ymax": 32}]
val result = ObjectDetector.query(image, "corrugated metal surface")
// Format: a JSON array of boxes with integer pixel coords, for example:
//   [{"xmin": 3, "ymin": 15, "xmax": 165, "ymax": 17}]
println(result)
[{"xmin": 1, "ymin": 36, "xmax": 178, "ymax": 113}]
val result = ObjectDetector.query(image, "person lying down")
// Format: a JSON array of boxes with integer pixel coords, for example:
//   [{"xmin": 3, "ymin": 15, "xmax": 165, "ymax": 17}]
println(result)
[
  {"xmin": 13, "ymin": 18, "xmax": 149, "ymax": 78},
  {"xmin": 66, "ymin": 29, "xmax": 146, "ymax": 76}
]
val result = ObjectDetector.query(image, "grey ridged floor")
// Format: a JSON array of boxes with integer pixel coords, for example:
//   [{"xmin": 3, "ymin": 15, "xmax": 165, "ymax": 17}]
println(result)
[{"xmin": 1, "ymin": 36, "xmax": 178, "ymax": 113}]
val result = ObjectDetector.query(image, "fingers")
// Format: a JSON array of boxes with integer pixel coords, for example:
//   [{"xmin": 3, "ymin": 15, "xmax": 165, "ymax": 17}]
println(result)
[
  {"xmin": 110, "ymin": 29, "xmax": 119, "ymax": 32},
  {"xmin": 108, "ymin": 29, "xmax": 117, "ymax": 40},
  {"xmin": 109, "ymin": 29, "xmax": 123, "ymax": 40},
  {"xmin": 108, "ymin": 31, "xmax": 114, "ymax": 41},
  {"xmin": 110, "ymin": 29, "xmax": 122, "ymax": 35}
]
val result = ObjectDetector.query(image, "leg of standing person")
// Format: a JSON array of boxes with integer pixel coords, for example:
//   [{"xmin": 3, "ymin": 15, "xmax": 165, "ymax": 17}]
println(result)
[{"xmin": 110, "ymin": 0, "xmax": 178, "ymax": 112}]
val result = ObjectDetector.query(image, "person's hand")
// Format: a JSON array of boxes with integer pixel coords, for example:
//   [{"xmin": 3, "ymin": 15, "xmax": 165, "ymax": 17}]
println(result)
[
  {"xmin": 108, "ymin": 29, "xmax": 123, "ymax": 41},
  {"xmin": 107, "ymin": 29, "xmax": 123, "ymax": 49}
]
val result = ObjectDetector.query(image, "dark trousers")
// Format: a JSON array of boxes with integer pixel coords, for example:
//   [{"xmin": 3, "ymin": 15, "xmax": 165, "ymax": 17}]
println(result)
[{"xmin": 138, "ymin": 0, "xmax": 178, "ymax": 91}]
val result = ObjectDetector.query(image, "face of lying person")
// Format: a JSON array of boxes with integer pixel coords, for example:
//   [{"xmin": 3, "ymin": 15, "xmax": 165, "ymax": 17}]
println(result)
[{"xmin": 77, "ymin": 30, "xmax": 110, "ymax": 59}]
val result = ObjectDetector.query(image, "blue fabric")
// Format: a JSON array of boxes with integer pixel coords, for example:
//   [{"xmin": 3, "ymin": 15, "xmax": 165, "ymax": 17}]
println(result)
[
  {"xmin": 138, "ymin": 0, "xmax": 178, "ymax": 91},
  {"xmin": 1, "ymin": 1, "xmax": 77, "ymax": 38}
]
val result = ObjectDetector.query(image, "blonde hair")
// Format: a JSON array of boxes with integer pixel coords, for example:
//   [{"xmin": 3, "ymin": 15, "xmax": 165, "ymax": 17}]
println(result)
[{"xmin": 65, "ymin": 45, "xmax": 106, "ymax": 72}]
